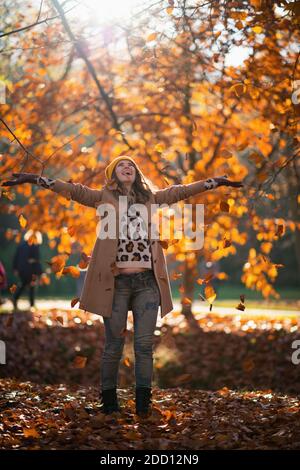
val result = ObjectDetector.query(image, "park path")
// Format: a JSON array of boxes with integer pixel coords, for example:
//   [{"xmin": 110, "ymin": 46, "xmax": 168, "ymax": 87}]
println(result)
[{"xmin": 1, "ymin": 298, "xmax": 299, "ymax": 318}]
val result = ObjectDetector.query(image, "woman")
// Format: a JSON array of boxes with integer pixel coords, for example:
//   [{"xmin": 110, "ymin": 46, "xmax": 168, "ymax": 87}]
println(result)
[
  {"xmin": 12, "ymin": 230, "xmax": 43, "ymax": 311},
  {"xmin": 2, "ymin": 156, "xmax": 243, "ymax": 417},
  {"xmin": 0, "ymin": 259, "xmax": 8, "ymax": 305}
]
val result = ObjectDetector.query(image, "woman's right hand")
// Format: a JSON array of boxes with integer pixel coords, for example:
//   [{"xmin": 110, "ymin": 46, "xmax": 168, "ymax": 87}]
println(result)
[{"xmin": 1, "ymin": 172, "xmax": 38, "ymax": 186}]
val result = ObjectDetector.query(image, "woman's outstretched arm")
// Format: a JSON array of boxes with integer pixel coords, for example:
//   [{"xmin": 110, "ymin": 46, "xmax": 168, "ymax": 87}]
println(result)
[
  {"xmin": 1, "ymin": 173, "xmax": 103, "ymax": 208},
  {"xmin": 154, "ymin": 175, "xmax": 244, "ymax": 205}
]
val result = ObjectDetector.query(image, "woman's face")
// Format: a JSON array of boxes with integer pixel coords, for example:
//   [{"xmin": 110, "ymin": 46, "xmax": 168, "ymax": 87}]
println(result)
[{"xmin": 114, "ymin": 160, "xmax": 136, "ymax": 185}]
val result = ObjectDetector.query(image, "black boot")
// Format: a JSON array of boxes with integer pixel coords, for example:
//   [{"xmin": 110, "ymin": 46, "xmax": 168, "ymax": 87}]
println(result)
[
  {"xmin": 100, "ymin": 388, "xmax": 120, "ymax": 414},
  {"xmin": 135, "ymin": 387, "xmax": 152, "ymax": 417}
]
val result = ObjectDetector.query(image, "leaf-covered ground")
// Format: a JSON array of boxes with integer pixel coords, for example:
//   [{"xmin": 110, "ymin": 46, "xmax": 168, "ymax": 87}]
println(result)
[
  {"xmin": 1, "ymin": 379, "xmax": 300, "ymax": 450},
  {"xmin": 0, "ymin": 308, "xmax": 300, "ymax": 449}
]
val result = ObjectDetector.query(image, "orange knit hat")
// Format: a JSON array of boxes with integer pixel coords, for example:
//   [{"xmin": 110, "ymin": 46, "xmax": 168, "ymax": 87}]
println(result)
[{"xmin": 104, "ymin": 155, "xmax": 144, "ymax": 182}]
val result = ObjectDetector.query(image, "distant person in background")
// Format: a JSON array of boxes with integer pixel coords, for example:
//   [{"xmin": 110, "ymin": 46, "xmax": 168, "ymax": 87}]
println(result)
[
  {"xmin": 0, "ymin": 259, "xmax": 8, "ymax": 305},
  {"xmin": 12, "ymin": 230, "xmax": 43, "ymax": 311}
]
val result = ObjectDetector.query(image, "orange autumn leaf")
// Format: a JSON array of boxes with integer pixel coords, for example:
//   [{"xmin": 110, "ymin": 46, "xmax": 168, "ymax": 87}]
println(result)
[
  {"xmin": 47, "ymin": 255, "xmax": 67, "ymax": 274},
  {"xmin": 204, "ymin": 284, "xmax": 217, "ymax": 304},
  {"xmin": 78, "ymin": 259, "xmax": 88, "ymax": 269},
  {"xmin": 67, "ymin": 226, "xmax": 76, "ymax": 237},
  {"xmin": 62, "ymin": 266, "xmax": 81, "ymax": 278},
  {"xmin": 39, "ymin": 273, "xmax": 50, "ymax": 285},
  {"xmin": 19, "ymin": 214, "xmax": 27, "ymax": 228},
  {"xmin": 275, "ymin": 223, "xmax": 285, "ymax": 237},
  {"xmin": 124, "ymin": 357, "xmax": 131, "ymax": 367},
  {"xmin": 171, "ymin": 272, "xmax": 182, "ymax": 280},
  {"xmin": 223, "ymin": 237, "xmax": 232, "ymax": 248},
  {"xmin": 243, "ymin": 358, "xmax": 255, "ymax": 372},
  {"xmin": 23, "ymin": 428, "xmax": 40, "ymax": 438},
  {"xmin": 9, "ymin": 284, "xmax": 17, "ymax": 293},
  {"xmin": 73, "ymin": 356, "xmax": 87, "ymax": 369},
  {"xmin": 147, "ymin": 32, "xmax": 158, "ymax": 42},
  {"xmin": 215, "ymin": 272, "xmax": 228, "ymax": 280}
]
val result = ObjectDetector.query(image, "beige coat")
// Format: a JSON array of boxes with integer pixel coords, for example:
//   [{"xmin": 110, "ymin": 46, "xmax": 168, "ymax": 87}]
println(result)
[{"xmin": 51, "ymin": 179, "xmax": 199, "ymax": 319}]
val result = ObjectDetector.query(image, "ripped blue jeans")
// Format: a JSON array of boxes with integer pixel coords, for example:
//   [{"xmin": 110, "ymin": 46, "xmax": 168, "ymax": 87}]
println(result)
[{"xmin": 100, "ymin": 269, "xmax": 161, "ymax": 390}]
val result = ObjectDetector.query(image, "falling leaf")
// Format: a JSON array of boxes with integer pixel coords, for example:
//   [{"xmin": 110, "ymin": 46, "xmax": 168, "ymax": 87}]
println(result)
[
  {"xmin": 71, "ymin": 297, "xmax": 80, "ymax": 308},
  {"xmin": 9, "ymin": 284, "xmax": 17, "ymax": 293},
  {"xmin": 147, "ymin": 32, "xmax": 158, "ymax": 42},
  {"xmin": 47, "ymin": 255, "xmax": 66, "ymax": 274},
  {"xmin": 62, "ymin": 266, "xmax": 81, "ymax": 278},
  {"xmin": 220, "ymin": 200, "xmax": 230, "ymax": 212},
  {"xmin": 124, "ymin": 357, "xmax": 131, "ymax": 367},
  {"xmin": 223, "ymin": 237, "xmax": 232, "ymax": 248},
  {"xmin": 155, "ymin": 143, "xmax": 164, "ymax": 153},
  {"xmin": 243, "ymin": 358, "xmax": 255, "ymax": 372},
  {"xmin": 19, "ymin": 214, "xmax": 27, "ymax": 228},
  {"xmin": 236, "ymin": 302, "xmax": 246, "ymax": 311},
  {"xmin": 73, "ymin": 356, "xmax": 87, "ymax": 369},
  {"xmin": 205, "ymin": 284, "xmax": 217, "ymax": 304},
  {"xmin": 275, "ymin": 223, "xmax": 285, "ymax": 237},
  {"xmin": 78, "ymin": 259, "xmax": 89, "ymax": 269},
  {"xmin": 171, "ymin": 272, "xmax": 182, "ymax": 280},
  {"xmin": 67, "ymin": 226, "xmax": 76, "ymax": 237}
]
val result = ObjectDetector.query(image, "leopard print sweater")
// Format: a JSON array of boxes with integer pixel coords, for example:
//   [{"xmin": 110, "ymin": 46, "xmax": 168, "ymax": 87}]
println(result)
[{"xmin": 116, "ymin": 203, "xmax": 152, "ymax": 268}]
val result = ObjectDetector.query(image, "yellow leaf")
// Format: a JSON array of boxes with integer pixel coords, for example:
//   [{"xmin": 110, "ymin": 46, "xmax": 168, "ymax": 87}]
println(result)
[
  {"xmin": 155, "ymin": 143, "xmax": 164, "ymax": 153},
  {"xmin": 204, "ymin": 284, "xmax": 217, "ymax": 304},
  {"xmin": 147, "ymin": 32, "xmax": 158, "ymax": 42},
  {"xmin": 166, "ymin": 6, "xmax": 173, "ymax": 15},
  {"xmin": 252, "ymin": 25, "xmax": 263, "ymax": 34},
  {"xmin": 19, "ymin": 214, "xmax": 27, "ymax": 228}
]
